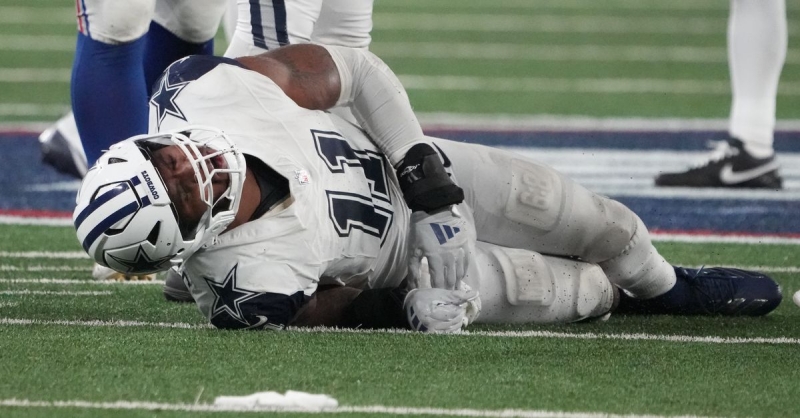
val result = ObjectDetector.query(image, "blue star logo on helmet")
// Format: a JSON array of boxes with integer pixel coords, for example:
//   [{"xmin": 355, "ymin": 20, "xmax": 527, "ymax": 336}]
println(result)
[{"xmin": 107, "ymin": 244, "xmax": 175, "ymax": 274}]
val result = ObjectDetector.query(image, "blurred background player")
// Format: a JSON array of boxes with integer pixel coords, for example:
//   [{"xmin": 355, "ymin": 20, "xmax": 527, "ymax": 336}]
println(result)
[
  {"xmin": 39, "ymin": 0, "xmax": 228, "ymax": 179},
  {"xmin": 223, "ymin": 0, "xmax": 372, "ymax": 57},
  {"xmin": 656, "ymin": 0, "xmax": 786, "ymax": 189},
  {"xmin": 39, "ymin": 0, "xmax": 373, "ymax": 180}
]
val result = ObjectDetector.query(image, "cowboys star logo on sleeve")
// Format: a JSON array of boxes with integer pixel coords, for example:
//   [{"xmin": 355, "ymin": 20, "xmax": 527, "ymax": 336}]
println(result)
[
  {"xmin": 204, "ymin": 264, "xmax": 262, "ymax": 326},
  {"xmin": 149, "ymin": 55, "xmax": 250, "ymax": 130},
  {"xmin": 150, "ymin": 68, "xmax": 190, "ymax": 130}
]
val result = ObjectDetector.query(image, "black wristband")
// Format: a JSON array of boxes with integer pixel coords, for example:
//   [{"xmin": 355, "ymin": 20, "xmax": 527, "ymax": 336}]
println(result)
[
  {"xmin": 396, "ymin": 143, "xmax": 464, "ymax": 212},
  {"xmin": 339, "ymin": 287, "xmax": 410, "ymax": 330}
]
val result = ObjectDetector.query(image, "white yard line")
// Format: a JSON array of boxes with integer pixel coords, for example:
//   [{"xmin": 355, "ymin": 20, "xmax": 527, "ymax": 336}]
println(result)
[
  {"xmin": 0, "ymin": 35, "xmax": 74, "ymax": 51},
  {"xmin": 0, "ymin": 398, "xmax": 720, "ymax": 418},
  {"xmin": 10, "ymin": 117, "xmax": 800, "ymax": 133},
  {"xmin": 0, "ymin": 216, "xmax": 74, "ymax": 226},
  {"xmin": 0, "ymin": 68, "xmax": 70, "ymax": 83},
  {"xmin": 374, "ymin": 13, "xmax": 800, "ymax": 35},
  {"xmin": 649, "ymin": 233, "xmax": 800, "ymax": 245},
  {"xmin": 0, "ymin": 318, "xmax": 796, "ymax": 345},
  {"xmin": 8, "ymin": 67, "xmax": 800, "ymax": 96},
  {"xmin": 0, "ymin": 318, "xmax": 208, "ymax": 329},
  {"xmin": 0, "ymin": 265, "xmax": 88, "ymax": 272},
  {"xmin": 0, "ymin": 7, "xmax": 74, "ymax": 24},
  {"xmin": 0, "ymin": 251, "xmax": 88, "ymax": 259},
  {"xmin": 416, "ymin": 113, "xmax": 800, "ymax": 132},
  {"xmin": 382, "ymin": 0, "xmax": 734, "ymax": 12},
  {"xmin": 399, "ymin": 75, "xmax": 800, "ymax": 95},
  {"xmin": 0, "ymin": 290, "xmax": 111, "ymax": 296},
  {"xmin": 0, "ymin": 103, "xmax": 68, "ymax": 117},
  {"xmin": 0, "ymin": 278, "xmax": 163, "ymax": 285},
  {"xmin": 372, "ymin": 42, "xmax": 800, "ymax": 65}
]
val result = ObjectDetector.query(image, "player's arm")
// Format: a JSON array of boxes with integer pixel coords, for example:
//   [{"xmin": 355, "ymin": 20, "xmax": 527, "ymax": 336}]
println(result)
[
  {"xmin": 290, "ymin": 285, "xmax": 479, "ymax": 333},
  {"xmin": 237, "ymin": 44, "xmax": 474, "ymax": 289},
  {"xmin": 236, "ymin": 44, "xmax": 421, "ymax": 166},
  {"xmin": 235, "ymin": 44, "xmax": 463, "ymax": 212}
]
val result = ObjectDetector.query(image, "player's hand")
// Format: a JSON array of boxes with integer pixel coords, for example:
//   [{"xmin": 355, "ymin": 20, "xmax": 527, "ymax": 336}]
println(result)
[
  {"xmin": 407, "ymin": 206, "xmax": 476, "ymax": 290},
  {"xmin": 403, "ymin": 287, "xmax": 480, "ymax": 333}
]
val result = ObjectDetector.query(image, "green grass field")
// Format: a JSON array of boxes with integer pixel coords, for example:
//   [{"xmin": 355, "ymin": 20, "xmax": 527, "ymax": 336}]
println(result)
[
  {"xmin": 1, "ymin": 225, "xmax": 799, "ymax": 417},
  {"xmin": 1, "ymin": 1, "xmax": 800, "ymax": 417}
]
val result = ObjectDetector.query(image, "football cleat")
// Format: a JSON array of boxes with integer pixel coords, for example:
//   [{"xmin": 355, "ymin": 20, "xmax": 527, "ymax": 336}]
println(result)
[
  {"xmin": 618, "ymin": 266, "xmax": 782, "ymax": 316},
  {"xmin": 654, "ymin": 136, "xmax": 782, "ymax": 189},
  {"xmin": 39, "ymin": 112, "xmax": 88, "ymax": 179},
  {"xmin": 163, "ymin": 266, "xmax": 193, "ymax": 303},
  {"xmin": 674, "ymin": 267, "xmax": 782, "ymax": 316},
  {"xmin": 92, "ymin": 263, "xmax": 156, "ymax": 281}
]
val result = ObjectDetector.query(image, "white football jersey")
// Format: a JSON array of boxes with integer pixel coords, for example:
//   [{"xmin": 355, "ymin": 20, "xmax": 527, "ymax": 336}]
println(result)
[{"xmin": 149, "ymin": 55, "xmax": 410, "ymax": 328}]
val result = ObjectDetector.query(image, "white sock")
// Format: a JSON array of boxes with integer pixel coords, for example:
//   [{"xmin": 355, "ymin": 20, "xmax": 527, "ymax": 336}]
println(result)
[
  {"xmin": 598, "ymin": 216, "xmax": 676, "ymax": 300},
  {"xmin": 728, "ymin": 0, "xmax": 787, "ymax": 158}
]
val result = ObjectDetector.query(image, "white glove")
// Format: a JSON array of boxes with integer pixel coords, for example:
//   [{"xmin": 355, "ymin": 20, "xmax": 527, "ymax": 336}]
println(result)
[
  {"xmin": 403, "ymin": 287, "xmax": 480, "ymax": 333},
  {"xmin": 407, "ymin": 206, "xmax": 476, "ymax": 290}
]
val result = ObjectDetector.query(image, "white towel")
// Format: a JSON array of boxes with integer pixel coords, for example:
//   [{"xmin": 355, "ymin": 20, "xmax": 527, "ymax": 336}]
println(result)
[{"xmin": 213, "ymin": 390, "xmax": 338, "ymax": 411}]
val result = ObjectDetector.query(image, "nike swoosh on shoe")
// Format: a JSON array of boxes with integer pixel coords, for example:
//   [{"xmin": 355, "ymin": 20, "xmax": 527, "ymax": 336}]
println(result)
[{"xmin": 718, "ymin": 161, "xmax": 780, "ymax": 185}]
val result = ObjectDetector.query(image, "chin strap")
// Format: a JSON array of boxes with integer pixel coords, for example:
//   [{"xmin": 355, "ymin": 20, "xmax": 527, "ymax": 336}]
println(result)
[{"xmin": 396, "ymin": 143, "xmax": 464, "ymax": 213}]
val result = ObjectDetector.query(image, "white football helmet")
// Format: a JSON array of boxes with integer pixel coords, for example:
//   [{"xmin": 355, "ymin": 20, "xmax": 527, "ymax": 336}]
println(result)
[{"xmin": 73, "ymin": 126, "xmax": 246, "ymax": 274}]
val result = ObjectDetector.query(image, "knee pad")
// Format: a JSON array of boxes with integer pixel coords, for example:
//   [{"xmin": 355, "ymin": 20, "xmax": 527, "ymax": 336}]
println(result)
[
  {"xmin": 153, "ymin": 0, "xmax": 227, "ymax": 43},
  {"xmin": 503, "ymin": 158, "xmax": 566, "ymax": 234},
  {"xmin": 486, "ymin": 246, "xmax": 615, "ymax": 322},
  {"xmin": 81, "ymin": 0, "xmax": 156, "ymax": 43}
]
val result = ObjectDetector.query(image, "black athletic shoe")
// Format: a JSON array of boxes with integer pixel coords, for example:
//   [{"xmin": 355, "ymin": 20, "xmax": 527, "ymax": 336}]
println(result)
[
  {"xmin": 617, "ymin": 266, "xmax": 782, "ymax": 316},
  {"xmin": 655, "ymin": 137, "xmax": 782, "ymax": 189},
  {"xmin": 39, "ymin": 114, "xmax": 87, "ymax": 179}
]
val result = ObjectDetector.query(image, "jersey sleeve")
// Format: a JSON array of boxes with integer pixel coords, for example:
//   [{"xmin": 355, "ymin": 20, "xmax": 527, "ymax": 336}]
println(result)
[
  {"xmin": 207, "ymin": 288, "xmax": 309, "ymax": 330},
  {"xmin": 183, "ymin": 248, "xmax": 318, "ymax": 330}
]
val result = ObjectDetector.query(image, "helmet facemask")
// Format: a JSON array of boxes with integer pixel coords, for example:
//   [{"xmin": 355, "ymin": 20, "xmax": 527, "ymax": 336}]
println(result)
[
  {"xmin": 134, "ymin": 126, "xmax": 246, "ymax": 258},
  {"xmin": 74, "ymin": 126, "xmax": 246, "ymax": 274}
]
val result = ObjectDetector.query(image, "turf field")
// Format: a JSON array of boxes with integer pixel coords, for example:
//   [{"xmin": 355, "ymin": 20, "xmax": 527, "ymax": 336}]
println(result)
[{"xmin": 2, "ymin": 0, "xmax": 800, "ymax": 417}]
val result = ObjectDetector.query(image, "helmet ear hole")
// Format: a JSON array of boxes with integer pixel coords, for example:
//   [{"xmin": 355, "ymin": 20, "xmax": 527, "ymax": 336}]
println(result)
[{"xmin": 146, "ymin": 221, "xmax": 161, "ymax": 245}]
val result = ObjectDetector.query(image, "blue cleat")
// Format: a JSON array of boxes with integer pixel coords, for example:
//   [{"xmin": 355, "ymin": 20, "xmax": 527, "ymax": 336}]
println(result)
[{"xmin": 617, "ymin": 266, "xmax": 782, "ymax": 316}]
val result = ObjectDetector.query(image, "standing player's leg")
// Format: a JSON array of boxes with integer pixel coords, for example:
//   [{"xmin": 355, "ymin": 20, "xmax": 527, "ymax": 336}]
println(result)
[
  {"xmin": 143, "ymin": 0, "xmax": 228, "ymax": 91},
  {"xmin": 434, "ymin": 139, "xmax": 782, "ymax": 316},
  {"xmin": 223, "ymin": 0, "xmax": 323, "ymax": 58},
  {"xmin": 655, "ymin": 0, "xmax": 786, "ymax": 189},
  {"xmin": 71, "ymin": 0, "xmax": 156, "ymax": 166},
  {"xmin": 42, "ymin": 0, "xmax": 226, "ymax": 178},
  {"xmin": 310, "ymin": 0, "xmax": 373, "ymax": 49}
]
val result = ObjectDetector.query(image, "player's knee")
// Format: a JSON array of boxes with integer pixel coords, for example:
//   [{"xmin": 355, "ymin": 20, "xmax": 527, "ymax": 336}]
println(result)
[
  {"xmin": 88, "ymin": 0, "xmax": 155, "ymax": 44},
  {"xmin": 580, "ymin": 197, "xmax": 639, "ymax": 263},
  {"xmin": 490, "ymin": 247, "xmax": 615, "ymax": 322},
  {"xmin": 153, "ymin": 0, "xmax": 227, "ymax": 43}
]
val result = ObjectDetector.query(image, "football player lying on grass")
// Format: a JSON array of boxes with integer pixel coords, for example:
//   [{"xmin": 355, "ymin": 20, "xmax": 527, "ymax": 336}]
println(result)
[{"xmin": 73, "ymin": 44, "xmax": 782, "ymax": 332}]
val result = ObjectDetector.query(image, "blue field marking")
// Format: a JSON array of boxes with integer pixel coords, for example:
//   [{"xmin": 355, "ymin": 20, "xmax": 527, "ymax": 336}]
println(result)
[
  {"xmin": 1, "ymin": 134, "xmax": 79, "ymax": 213},
  {"xmin": 617, "ymin": 196, "xmax": 800, "ymax": 235},
  {"xmin": 4, "ymin": 131, "xmax": 800, "ymax": 236},
  {"xmin": 429, "ymin": 129, "xmax": 800, "ymax": 152}
]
